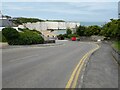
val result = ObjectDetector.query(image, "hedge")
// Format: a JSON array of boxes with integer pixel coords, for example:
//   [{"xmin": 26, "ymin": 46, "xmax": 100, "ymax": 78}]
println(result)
[
  {"xmin": 2, "ymin": 27, "xmax": 44, "ymax": 45},
  {"xmin": 0, "ymin": 31, "xmax": 7, "ymax": 42},
  {"xmin": 18, "ymin": 31, "xmax": 44, "ymax": 45},
  {"xmin": 2, "ymin": 27, "xmax": 19, "ymax": 40},
  {"xmin": 68, "ymin": 34, "xmax": 79, "ymax": 38}
]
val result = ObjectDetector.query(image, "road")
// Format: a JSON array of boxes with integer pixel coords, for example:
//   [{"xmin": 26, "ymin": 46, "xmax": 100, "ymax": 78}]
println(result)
[{"xmin": 2, "ymin": 41, "xmax": 97, "ymax": 88}]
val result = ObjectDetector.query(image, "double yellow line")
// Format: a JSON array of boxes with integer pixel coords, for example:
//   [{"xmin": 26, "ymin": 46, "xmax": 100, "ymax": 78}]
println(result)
[{"xmin": 65, "ymin": 44, "xmax": 100, "ymax": 89}]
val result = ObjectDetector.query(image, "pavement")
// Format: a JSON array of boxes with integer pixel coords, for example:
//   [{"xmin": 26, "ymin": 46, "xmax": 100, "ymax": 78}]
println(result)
[
  {"xmin": 2, "ymin": 41, "xmax": 97, "ymax": 88},
  {"xmin": 81, "ymin": 42, "xmax": 119, "ymax": 88}
]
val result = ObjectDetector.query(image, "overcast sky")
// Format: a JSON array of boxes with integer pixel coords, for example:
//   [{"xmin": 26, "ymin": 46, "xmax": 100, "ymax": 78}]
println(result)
[{"xmin": 2, "ymin": 2, "xmax": 118, "ymax": 22}]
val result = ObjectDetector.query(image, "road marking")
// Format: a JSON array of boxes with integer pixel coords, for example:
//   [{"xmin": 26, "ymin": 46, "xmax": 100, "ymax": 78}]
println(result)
[{"xmin": 65, "ymin": 44, "xmax": 100, "ymax": 89}]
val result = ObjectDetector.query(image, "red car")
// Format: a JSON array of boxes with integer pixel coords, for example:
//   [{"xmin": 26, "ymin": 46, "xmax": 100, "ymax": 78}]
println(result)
[{"xmin": 71, "ymin": 37, "xmax": 76, "ymax": 41}]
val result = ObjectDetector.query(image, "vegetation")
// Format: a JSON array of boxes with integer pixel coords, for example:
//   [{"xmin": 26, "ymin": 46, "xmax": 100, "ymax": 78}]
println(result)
[
  {"xmin": 0, "ymin": 31, "xmax": 7, "ymax": 42},
  {"xmin": 12, "ymin": 17, "xmax": 45, "ymax": 25},
  {"xmin": 100, "ymin": 19, "xmax": 120, "ymax": 39},
  {"xmin": 46, "ymin": 20, "xmax": 65, "ymax": 22},
  {"xmin": 76, "ymin": 25, "xmax": 101, "ymax": 36},
  {"xmin": 76, "ymin": 19, "xmax": 120, "ymax": 39},
  {"xmin": 57, "ymin": 34, "xmax": 65, "ymax": 40},
  {"xmin": 18, "ymin": 28, "xmax": 42, "ymax": 34},
  {"xmin": 18, "ymin": 31, "xmax": 44, "ymax": 45},
  {"xmin": 1, "ymin": 18, "xmax": 119, "ymax": 45},
  {"xmin": 57, "ymin": 19, "xmax": 119, "ymax": 41},
  {"xmin": 66, "ymin": 28, "xmax": 72, "ymax": 35},
  {"xmin": 2, "ymin": 27, "xmax": 44, "ymax": 45},
  {"xmin": 57, "ymin": 28, "xmax": 79, "ymax": 40},
  {"xmin": 68, "ymin": 34, "xmax": 79, "ymax": 39},
  {"xmin": 76, "ymin": 25, "xmax": 86, "ymax": 36},
  {"xmin": 2, "ymin": 27, "xmax": 20, "ymax": 40}
]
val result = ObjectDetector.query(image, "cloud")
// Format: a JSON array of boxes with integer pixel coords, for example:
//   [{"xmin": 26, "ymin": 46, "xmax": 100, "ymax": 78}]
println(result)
[
  {"xmin": 2, "ymin": 0, "xmax": 120, "ymax": 2},
  {"xmin": 2, "ymin": 3, "xmax": 33, "ymax": 10},
  {"xmin": 2, "ymin": 2, "xmax": 118, "ymax": 22}
]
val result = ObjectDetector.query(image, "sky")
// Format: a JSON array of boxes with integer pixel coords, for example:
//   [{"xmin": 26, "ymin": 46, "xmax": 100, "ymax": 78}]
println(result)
[{"xmin": 1, "ymin": 1, "xmax": 119, "ymax": 22}]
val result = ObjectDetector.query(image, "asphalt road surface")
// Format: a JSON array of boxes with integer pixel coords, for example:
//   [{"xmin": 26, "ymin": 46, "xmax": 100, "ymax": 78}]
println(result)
[{"xmin": 2, "ymin": 41, "xmax": 97, "ymax": 88}]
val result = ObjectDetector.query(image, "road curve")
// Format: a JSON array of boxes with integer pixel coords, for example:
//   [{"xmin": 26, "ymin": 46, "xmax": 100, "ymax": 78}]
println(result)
[{"xmin": 2, "ymin": 41, "xmax": 97, "ymax": 88}]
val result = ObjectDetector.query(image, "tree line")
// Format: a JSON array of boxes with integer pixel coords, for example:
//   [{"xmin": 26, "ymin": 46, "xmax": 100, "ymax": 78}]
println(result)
[
  {"xmin": 57, "ymin": 19, "xmax": 120, "ymax": 40},
  {"xmin": 77, "ymin": 19, "xmax": 120, "ymax": 39}
]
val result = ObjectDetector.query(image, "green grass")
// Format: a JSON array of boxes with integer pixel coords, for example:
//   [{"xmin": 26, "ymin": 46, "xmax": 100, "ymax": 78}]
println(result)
[{"xmin": 113, "ymin": 41, "xmax": 120, "ymax": 52}]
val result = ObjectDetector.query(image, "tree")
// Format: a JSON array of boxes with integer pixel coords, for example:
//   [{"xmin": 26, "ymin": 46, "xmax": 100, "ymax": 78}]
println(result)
[
  {"xmin": 66, "ymin": 28, "xmax": 72, "ymax": 35},
  {"xmin": 84, "ymin": 25, "xmax": 101, "ymax": 36},
  {"xmin": 100, "ymin": 19, "xmax": 120, "ymax": 39},
  {"xmin": 57, "ymin": 34, "xmax": 65, "ymax": 40},
  {"xmin": 76, "ymin": 25, "xmax": 86, "ymax": 36}
]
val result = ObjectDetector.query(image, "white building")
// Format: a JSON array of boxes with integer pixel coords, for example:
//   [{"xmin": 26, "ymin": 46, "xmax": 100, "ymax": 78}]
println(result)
[{"xmin": 24, "ymin": 21, "xmax": 80, "ymax": 31}]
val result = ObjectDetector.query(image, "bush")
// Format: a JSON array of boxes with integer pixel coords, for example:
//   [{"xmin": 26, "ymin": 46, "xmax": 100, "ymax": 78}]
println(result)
[
  {"xmin": 76, "ymin": 25, "xmax": 86, "ymax": 36},
  {"xmin": 18, "ymin": 31, "xmax": 44, "ymax": 45},
  {"xmin": 57, "ymin": 34, "xmax": 65, "ymax": 40},
  {"xmin": 18, "ymin": 28, "xmax": 42, "ymax": 35},
  {"xmin": 31, "ymin": 29, "xmax": 42, "ymax": 34},
  {"xmin": 66, "ymin": 28, "xmax": 72, "ymax": 35},
  {"xmin": 68, "ymin": 34, "xmax": 79, "ymax": 38},
  {"xmin": 2, "ymin": 27, "xmax": 44, "ymax": 45},
  {"xmin": 0, "ymin": 31, "xmax": 7, "ymax": 42},
  {"xmin": 2, "ymin": 27, "xmax": 19, "ymax": 40},
  {"xmin": 2, "ymin": 27, "xmax": 19, "ymax": 44},
  {"xmin": 44, "ymin": 40, "xmax": 55, "ymax": 44}
]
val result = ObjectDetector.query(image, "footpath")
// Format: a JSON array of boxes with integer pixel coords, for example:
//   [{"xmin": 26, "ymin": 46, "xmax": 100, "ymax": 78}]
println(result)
[{"xmin": 81, "ymin": 42, "xmax": 119, "ymax": 88}]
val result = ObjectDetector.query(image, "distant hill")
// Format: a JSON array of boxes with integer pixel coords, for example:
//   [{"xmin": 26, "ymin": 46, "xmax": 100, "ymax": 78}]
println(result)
[
  {"xmin": 46, "ymin": 20, "xmax": 65, "ymax": 22},
  {"xmin": 12, "ymin": 17, "xmax": 45, "ymax": 25}
]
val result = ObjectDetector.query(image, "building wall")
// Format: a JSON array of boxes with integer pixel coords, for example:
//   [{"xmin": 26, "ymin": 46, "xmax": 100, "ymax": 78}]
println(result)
[
  {"xmin": 24, "ymin": 21, "xmax": 80, "ymax": 31},
  {"xmin": 58, "ymin": 22, "xmax": 66, "ymax": 29},
  {"xmin": 46, "ymin": 22, "xmax": 58, "ymax": 30}
]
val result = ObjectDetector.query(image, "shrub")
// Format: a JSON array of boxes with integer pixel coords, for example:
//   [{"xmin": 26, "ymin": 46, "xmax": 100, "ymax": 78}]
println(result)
[
  {"xmin": 17, "ymin": 31, "xmax": 44, "ymax": 45},
  {"xmin": 2, "ymin": 35, "xmax": 7, "ymax": 42},
  {"xmin": 2, "ymin": 27, "xmax": 19, "ymax": 40},
  {"xmin": 31, "ymin": 29, "xmax": 42, "ymax": 34},
  {"xmin": 2, "ymin": 27, "xmax": 19, "ymax": 44},
  {"xmin": 2, "ymin": 27, "xmax": 44, "ymax": 45},
  {"xmin": 18, "ymin": 28, "xmax": 42, "ymax": 35},
  {"xmin": 68, "ymin": 34, "xmax": 79, "ymax": 38},
  {"xmin": 44, "ymin": 40, "xmax": 55, "ymax": 44},
  {"xmin": 66, "ymin": 28, "xmax": 72, "ymax": 35},
  {"xmin": 0, "ymin": 31, "xmax": 7, "ymax": 42},
  {"xmin": 57, "ymin": 34, "xmax": 65, "ymax": 40}
]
